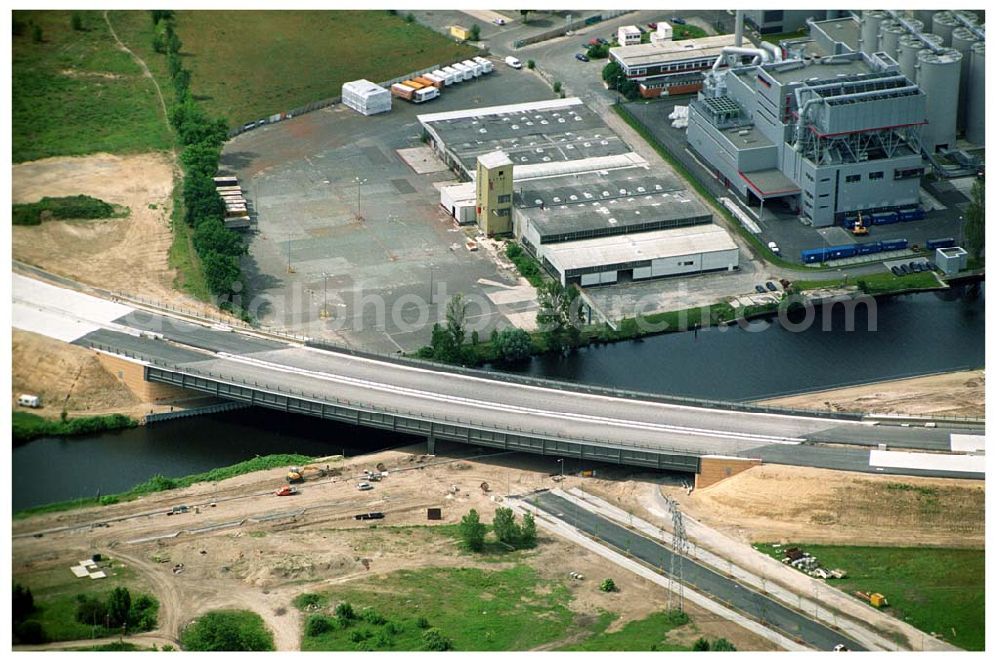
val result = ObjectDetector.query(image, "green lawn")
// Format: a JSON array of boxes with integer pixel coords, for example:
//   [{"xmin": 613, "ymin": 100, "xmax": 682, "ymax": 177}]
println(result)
[
  {"xmin": 173, "ymin": 10, "xmax": 476, "ymax": 126},
  {"xmin": 754, "ymin": 544, "xmax": 984, "ymax": 651},
  {"xmin": 12, "ymin": 10, "xmax": 173, "ymax": 162},
  {"xmin": 13, "ymin": 557, "xmax": 156, "ymax": 643},
  {"xmin": 300, "ymin": 565, "xmax": 576, "ymax": 651},
  {"xmin": 559, "ymin": 610, "xmax": 689, "ymax": 651},
  {"xmin": 12, "ymin": 411, "xmax": 138, "ymax": 443},
  {"xmin": 795, "ymin": 271, "xmax": 942, "ymax": 296}
]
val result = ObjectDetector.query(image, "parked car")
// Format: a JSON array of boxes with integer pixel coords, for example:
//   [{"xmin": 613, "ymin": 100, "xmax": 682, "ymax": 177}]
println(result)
[
  {"xmin": 504, "ymin": 56, "xmax": 522, "ymax": 69},
  {"xmin": 755, "ymin": 285, "xmax": 767, "ymax": 293},
  {"xmin": 910, "ymin": 261, "xmax": 923, "ymax": 272},
  {"xmin": 493, "ymin": 17, "xmax": 506, "ymax": 25},
  {"xmin": 357, "ymin": 481, "xmax": 373, "ymax": 491},
  {"xmin": 647, "ymin": 22, "xmax": 658, "ymax": 30},
  {"xmin": 767, "ymin": 240, "xmax": 780, "ymax": 255},
  {"xmin": 588, "ymin": 38, "xmax": 600, "ymax": 45},
  {"xmin": 891, "ymin": 265, "xmax": 903, "ymax": 276},
  {"xmin": 765, "ymin": 281, "xmax": 778, "ymax": 291},
  {"xmin": 671, "ymin": 17, "xmax": 687, "ymax": 25},
  {"xmin": 575, "ymin": 53, "xmax": 589, "ymax": 62},
  {"xmin": 596, "ymin": 37, "xmax": 609, "ymax": 44},
  {"xmin": 899, "ymin": 263, "xmax": 911, "ymax": 275}
]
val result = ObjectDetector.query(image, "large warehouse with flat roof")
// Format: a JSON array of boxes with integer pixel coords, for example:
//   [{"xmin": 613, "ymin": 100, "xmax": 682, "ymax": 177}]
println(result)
[{"xmin": 418, "ymin": 98, "xmax": 739, "ymax": 286}]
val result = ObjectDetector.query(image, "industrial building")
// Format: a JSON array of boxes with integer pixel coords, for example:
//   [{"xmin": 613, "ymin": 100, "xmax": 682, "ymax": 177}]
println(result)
[
  {"xmin": 686, "ymin": 50, "xmax": 927, "ymax": 228},
  {"xmin": 743, "ymin": 10, "xmax": 850, "ymax": 36},
  {"xmin": 783, "ymin": 10, "xmax": 985, "ymax": 151},
  {"xmin": 609, "ymin": 35, "xmax": 745, "ymax": 98},
  {"xmin": 418, "ymin": 98, "xmax": 737, "ymax": 286}
]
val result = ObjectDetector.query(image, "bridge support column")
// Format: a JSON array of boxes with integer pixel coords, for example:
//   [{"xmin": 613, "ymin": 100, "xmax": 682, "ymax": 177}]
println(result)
[{"xmin": 427, "ymin": 434, "xmax": 435, "ymax": 455}]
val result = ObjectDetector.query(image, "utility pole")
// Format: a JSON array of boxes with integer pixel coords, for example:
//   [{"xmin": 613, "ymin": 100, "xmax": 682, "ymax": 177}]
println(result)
[
  {"xmin": 667, "ymin": 497, "xmax": 689, "ymax": 613},
  {"xmin": 355, "ymin": 176, "xmax": 367, "ymax": 221},
  {"xmin": 287, "ymin": 231, "xmax": 294, "ymax": 273},
  {"xmin": 320, "ymin": 273, "xmax": 329, "ymax": 319}
]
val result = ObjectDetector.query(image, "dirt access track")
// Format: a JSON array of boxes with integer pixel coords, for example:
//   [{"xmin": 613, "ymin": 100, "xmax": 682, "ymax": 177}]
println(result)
[
  {"xmin": 12, "ymin": 448, "xmax": 775, "ymax": 652},
  {"xmin": 12, "ymin": 152, "xmax": 220, "ymax": 316}
]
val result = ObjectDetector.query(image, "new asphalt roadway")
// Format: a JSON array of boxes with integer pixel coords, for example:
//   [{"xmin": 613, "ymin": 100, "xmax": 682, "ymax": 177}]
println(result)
[{"xmin": 530, "ymin": 491, "xmax": 866, "ymax": 651}]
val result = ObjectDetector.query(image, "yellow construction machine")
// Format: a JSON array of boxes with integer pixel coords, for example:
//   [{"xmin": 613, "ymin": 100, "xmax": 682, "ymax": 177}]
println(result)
[{"xmin": 286, "ymin": 465, "xmax": 329, "ymax": 484}]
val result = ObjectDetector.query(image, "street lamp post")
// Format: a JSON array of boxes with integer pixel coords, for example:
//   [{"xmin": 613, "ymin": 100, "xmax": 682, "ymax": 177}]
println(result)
[
  {"xmin": 556, "ymin": 458, "xmax": 564, "ymax": 478},
  {"xmin": 355, "ymin": 176, "xmax": 367, "ymax": 221},
  {"xmin": 321, "ymin": 273, "xmax": 329, "ymax": 319}
]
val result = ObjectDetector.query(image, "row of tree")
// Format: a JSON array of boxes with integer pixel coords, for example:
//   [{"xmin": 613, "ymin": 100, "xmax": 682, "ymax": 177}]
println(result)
[
  {"xmin": 458, "ymin": 507, "xmax": 537, "ymax": 552},
  {"xmin": 151, "ymin": 11, "xmax": 247, "ymax": 307}
]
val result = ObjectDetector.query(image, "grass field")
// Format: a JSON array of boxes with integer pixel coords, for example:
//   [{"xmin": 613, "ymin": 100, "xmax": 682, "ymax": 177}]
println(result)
[
  {"xmin": 12, "ymin": 194, "xmax": 124, "ymax": 226},
  {"xmin": 754, "ymin": 544, "xmax": 984, "ymax": 651},
  {"xmin": 173, "ymin": 10, "xmax": 476, "ymax": 126},
  {"xmin": 13, "ymin": 556, "xmax": 156, "ymax": 643},
  {"xmin": 12, "ymin": 411, "xmax": 138, "ymax": 443},
  {"xmin": 298, "ymin": 564, "xmax": 697, "ymax": 651},
  {"xmin": 12, "ymin": 10, "xmax": 173, "ymax": 162}
]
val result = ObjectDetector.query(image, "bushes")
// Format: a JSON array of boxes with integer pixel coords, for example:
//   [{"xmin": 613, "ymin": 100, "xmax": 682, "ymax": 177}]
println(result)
[
  {"xmin": 599, "ymin": 578, "xmax": 617, "ymax": 593},
  {"xmin": 12, "ymin": 195, "xmax": 118, "ymax": 226},
  {"xmin": 73, "ymin": 587, "xmax": 158, "ymax": 633},
  {"xmin": 491, "ymin": 327, "xmax": 533, "ymax": 364},
  {"xmin": 12, "ymin": 412, "xmax": 137, "ymax": 443},
  {"xmin": 180, "ymin": 610, "xmax": 275, "ymax": 651},
  {"xmin": 458, "ymin": 509, "xmax": 487, "ymax": 552},
  {"xmin": 421, "ymin": 627, "xmax": 453, "ymax": 651},
  {"xmin": 306, "ymin": 615, "xmax": 333, "ymax": 637},
  {"xmin": 505, "ymin": 241, "xmax": 544, "ymax": 287}
]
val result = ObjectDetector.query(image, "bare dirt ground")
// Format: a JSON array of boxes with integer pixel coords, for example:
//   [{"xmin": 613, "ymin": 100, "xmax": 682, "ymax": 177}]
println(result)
[
  {"xmin": 758, "ymin": 370, "xmax": 986, "ymax": 419},
  {"xmin": 582, "ymin": 466, "xmax": 984, "ymax": 549},
  {"xmin": 11, "ymin": 329, "xmax": 209, "ymax": 419},
  {"xmin": 12, "ymin": 448, "xmax": 773, "ymax": 651},
  {"xmin": 11, "ymin": 152, "xmax": 227, "ymax": 319}
]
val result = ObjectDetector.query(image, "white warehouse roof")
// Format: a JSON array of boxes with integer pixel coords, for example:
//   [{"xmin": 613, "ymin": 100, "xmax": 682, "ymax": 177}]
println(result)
[
  {"xmin": 544, "ymin": 224, "xmax": 738, "ymax": 273},
  {"xmin": 342, "ymin": 79, "xmax": 389, "ymax": 98}
]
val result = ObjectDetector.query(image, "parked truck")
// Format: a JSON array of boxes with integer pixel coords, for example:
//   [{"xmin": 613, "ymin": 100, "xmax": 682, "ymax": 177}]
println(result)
[
  {"xmin": 390, "ymin": 83, "xmax": 439, "ymax": 103},
  {"xmin": 413, "ymin": 75, "xmax": 443, "ymax": 90}
]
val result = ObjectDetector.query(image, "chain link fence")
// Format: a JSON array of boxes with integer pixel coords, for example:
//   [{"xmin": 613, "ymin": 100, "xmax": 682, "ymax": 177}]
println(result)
[{"xmin": 514, "ymin": 10, "xmax": 632, "ymax": 49}]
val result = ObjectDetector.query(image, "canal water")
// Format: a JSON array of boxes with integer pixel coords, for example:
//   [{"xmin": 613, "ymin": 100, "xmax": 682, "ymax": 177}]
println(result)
[{"xmin": 13, "ymin": 287, "xmax": 984, "ymax": 510}]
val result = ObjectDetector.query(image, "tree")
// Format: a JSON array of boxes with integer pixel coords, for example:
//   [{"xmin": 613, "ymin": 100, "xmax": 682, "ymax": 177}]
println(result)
[
  {"xmin": 71, "ymin": 12, "xmax": 84, "ymax": 31},
  {"xmin": 107, "ymin": 587, "xmax": 132, "ymax": 628},
  {"xmin": 964, "ymin": 177, "xmax": 984, "ymax": 260},
  {"xmin": 152, "ymin": 32, "xmax": 166, "ymax": 53},
  {"xmin": 306, "ymin": 615, "xmax": 332, "ymax": 637},
  {"xmin": 405, "ymin": 12, "xmax": 415, "ymax": 23},
  {"xmin": 180, "ymin": 610, "xmax": 275, "ymax": 651},
  {"xmin": 527, "ymin": 59, "xmax": 535, "ymax": 70},
  {"xmin": 536, "ymin": 281, "xmax": 584, "ymax": 354},
  {"xmin": 520, "ymin": 512, "xmax": 537, "ymax": 548},
  {"xmin": 180, "ymin": 142, "xmax": 223, "ymax": 178},
  {"xmin": 173, "ymin": 68, "xmax": 192, "ymax": 100},
  {"xmin": 469, "ymin": 24, "xmax": 480, "ymax": 41},
  {"xmin": 601, "ymin": 61, "xmax": 639, "ymax": 100},
  {"xmin": 459, "ymin": 508, "xmax": 487, "ymax": 551},
  {"xmin": 520, "ymin": 10, "xmax": 531, "ymax": 23},
  {"xmin": 492, "ymin": 327, "xmax": 533, "ymax": 363},
  {"xmin": 13, "ymin": 584, "xmax": 35, "ymax": 623},
  {"xmin": 692, "ymin": 637, "xmax": 711, "ymax": 651},
  {"xmin": 599, "ymin": 578, "xmax": 617, "ymax": 592},
  {"xmin": 553, "ymin": 80, "xmax": 562, "ymax": 93},
  {"xmin": 492, "ymin": 507, "xmax": 521, "ymax": 545},
  {"xmin": 166, "ymin": 26, "xmax": 182, "ymax": 54},
  {"xmin": 335, "ymin": 602, "xmax": 356, "ymax": 621},
  {"xmin": 31, "ymin": 24, "xmax": 43, "ymax": 43},
  {"xmin": 194, "ymin": 218, "xmax": 246, "ymax": 258},
  {"xmin": 202, "ymin": 250, "xmax": 241, "ymax": 298},
  {"xmin": 711, "ymin": 638, "xmax": 737, "ymax": 651}
]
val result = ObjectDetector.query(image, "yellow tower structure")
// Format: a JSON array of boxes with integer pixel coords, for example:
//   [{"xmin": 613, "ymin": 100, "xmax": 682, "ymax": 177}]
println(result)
[{"xmin": 475, "ymin": 150, "xmax": 514, "ymax": 236}]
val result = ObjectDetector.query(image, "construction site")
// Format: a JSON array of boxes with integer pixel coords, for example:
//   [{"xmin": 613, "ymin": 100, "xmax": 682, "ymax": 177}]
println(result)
[{"xmin": 12, "ymin": 435, "xmax": 983, "ymax": 652}]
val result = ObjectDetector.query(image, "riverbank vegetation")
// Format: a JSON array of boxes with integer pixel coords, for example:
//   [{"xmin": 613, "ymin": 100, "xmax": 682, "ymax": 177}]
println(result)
[
  {"xmin": 13, "ymin": 453, "xmax": 314, "ymax": 519},
  {"xmin": 753, "ymin": 543, "xmax": 984, "ymax": 650},
  {"xmin": 12, "ymin": 195, "xmax": 124, "ymax": 226},
  {"xmin": 13, "ymin": 411, "xmax": 138, "ymax": 444}
]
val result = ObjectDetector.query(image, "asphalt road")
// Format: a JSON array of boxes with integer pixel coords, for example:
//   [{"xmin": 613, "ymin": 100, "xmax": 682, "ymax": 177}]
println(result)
[{"xmin": 531, "ymin": 492, "xmax": 865, "ymax": 651}]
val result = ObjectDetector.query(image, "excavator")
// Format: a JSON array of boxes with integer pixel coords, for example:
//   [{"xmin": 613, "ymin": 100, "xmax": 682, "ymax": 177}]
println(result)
[
  {"xmin": 851, "ymin": 212, "xmax": 869, "ymax": 236},
  {"xmin": 286, "ymin": 465, "xmax": 329, "ymax": 484}
]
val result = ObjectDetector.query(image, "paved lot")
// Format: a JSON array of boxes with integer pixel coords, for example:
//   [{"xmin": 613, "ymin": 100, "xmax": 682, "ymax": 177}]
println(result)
[{"xmin": 221, "ymin": 66, "xmax": 557, "ymax": 353}]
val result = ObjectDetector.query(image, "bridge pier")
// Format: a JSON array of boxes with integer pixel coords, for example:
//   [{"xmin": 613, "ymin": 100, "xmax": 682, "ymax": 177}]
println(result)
[{"xmin": 427, "ymin": 433, "xmax": 435, "ymax": 455}]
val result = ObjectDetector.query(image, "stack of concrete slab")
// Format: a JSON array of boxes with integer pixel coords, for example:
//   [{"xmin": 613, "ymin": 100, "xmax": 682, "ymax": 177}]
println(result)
[
  {"xmin": 69, "ymin": 559, "xmax": 106, "ymax": 580},
  {"xmin": 213, "ymin": 175, "xmax": 251, "ymax": 230},
  {"xmin": 341, "ymin": 79, "xmax": 392, "ymax": 116}
]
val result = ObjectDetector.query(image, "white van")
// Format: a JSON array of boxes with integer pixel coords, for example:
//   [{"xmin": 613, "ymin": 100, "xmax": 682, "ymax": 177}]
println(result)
[
  {"xmin": 767, "ymin": 241, "xmax": 780, "ymax": 255},
  {"xmin": 504, "ymin": 56, "xmax": 522, "ymax": 69},
  {"xmin": 17, "ymin": 394, "xmax": 41, "ymax": 408}
]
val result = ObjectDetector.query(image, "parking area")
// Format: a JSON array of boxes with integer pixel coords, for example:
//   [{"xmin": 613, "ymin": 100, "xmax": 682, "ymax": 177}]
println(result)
[{"xmin": 220, "ymin": 64, "xmax": 557, "ymax": 353}]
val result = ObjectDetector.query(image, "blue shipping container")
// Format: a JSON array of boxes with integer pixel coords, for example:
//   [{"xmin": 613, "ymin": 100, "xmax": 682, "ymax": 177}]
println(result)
[
  {"xmin": 880, "ymin": 238, "xmax": 908, "ymax": 251},
  {"xmin": 800, "ymin": 248, "xmax": 827, "ymax": 264},
  {"xmin": 872, "ymin": 211, "xmax": 899, "ymax": 225},
  {"xmin": 856, "ymin": 242, "xmax": 881, "ymax": 255},
  {"xmin": 926, "ymin": 237, "xmax": 956, "ymax": 250},
  {"xmin": 828, "ymin": 244, "xmax": 858, "ymax": 259},
  {"xmin": 898, "ymin": 207, "xmax": 925, "ymax": 222}
]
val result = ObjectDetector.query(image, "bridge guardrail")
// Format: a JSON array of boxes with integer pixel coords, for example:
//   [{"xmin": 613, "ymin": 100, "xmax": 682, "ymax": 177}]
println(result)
[{"xmin": 86, "ymin": 342, "xmax": 741, "ymax": 462}]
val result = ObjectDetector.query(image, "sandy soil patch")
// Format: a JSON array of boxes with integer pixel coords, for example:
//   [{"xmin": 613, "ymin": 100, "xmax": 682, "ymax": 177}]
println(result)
[
  {"xmin": 12, "ymin": 152, "xmax": 227, "ymax": 318},
  {"xmin": 11, "ymin": 329, "xmax": 210, "ymax": 420},
  {"xmin": 759, "ymin": 370, "xmax": 985, "ymax": 418},
  {"xmin": 12, "ymin": 449, "xmax": 775, "ymax": 651}
]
